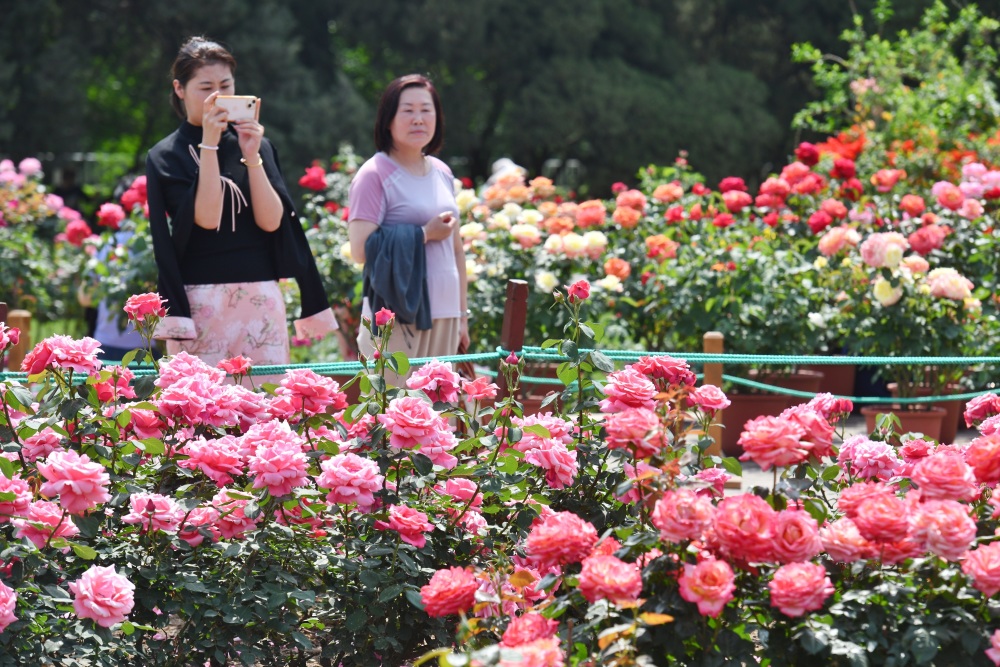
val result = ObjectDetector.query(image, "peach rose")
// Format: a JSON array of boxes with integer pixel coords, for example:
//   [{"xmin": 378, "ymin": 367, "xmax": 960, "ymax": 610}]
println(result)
[
  {"xmin": 770, "ymin": 508, "xmax": 823, "ymax": 564},
  {"xmin": 577, "ymin": 554, "xmax": 642, "ymax": 604},
  {"xmin": 678, "ymin": 558, "xmax": 736, "ymax": 617},
  {"xmin": 420, "ymin": 566, "xmax": 479, "ymax": 617},
  {"xmin": 737, "ymin": 415, "xmax": 809, "ymax": 471},
  {"xmin": 525, "ymin": 511, "xmax": 598, "ymax": 569},
  {"xmin": 962, "ymin": 542, "xmax": 1000, "ymax": 597},
  {"xmin": 852, "ymin": 493, "xmax": 911, "ymax": 543},
  {"xmin": 820, "ymin": 517, "xmax": 876, "ymax": 563},
  {"xmin": 927, "ymin": 267, "xmax": 974, "ymax": 300},
  {"xmin": 913, "ymin": 499, "xmax": 976, "ymax": 561},
  {"xmin": 768, "ymin": 562, "xmax": 834, "ymax": 617},
  {"xmin": 651, "ymin": 488, "xmax": 715, "ymax": 543},
  {"xmin": 501, "ymin": 612, "xmax": 559, "ymax": 647},
  {"xmin": 710, "ymin": 494, "xmax": 776, "ymax": 563},
  {"xmin": 910, "ymin": 450, "xmax": 979, "ymax": 502}
]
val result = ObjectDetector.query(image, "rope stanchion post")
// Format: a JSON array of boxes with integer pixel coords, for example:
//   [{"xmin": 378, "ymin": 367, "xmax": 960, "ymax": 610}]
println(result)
[
  {"xmin": 702, "ymin": 332, "xmax": 724, "ymax": 457},
  {"xmin": 497, "ymin": 279, "xmax": 529, "ymax": 401},
  {"xmin": 6, "ymin": 310, "xmax": 31, "ymax": 373}
]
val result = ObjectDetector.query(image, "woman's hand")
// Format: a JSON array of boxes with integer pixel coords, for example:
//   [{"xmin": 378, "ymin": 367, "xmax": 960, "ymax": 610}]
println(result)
[
  {"xmin": 423, "ymin": 211, "xmax": 456, "ymax": 242},
  {"xmin": 234, "ymin": 119, "xmax": 264, "ymax": 162},
  {"xmin": 201, "ymin": 92, "xmax": 227, "ymax": 146}
]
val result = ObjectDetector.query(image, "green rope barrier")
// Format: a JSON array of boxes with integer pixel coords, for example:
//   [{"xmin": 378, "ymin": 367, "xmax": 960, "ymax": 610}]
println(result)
[{"xmin": 720, "ymin": 374, "xmax": 996, "ymax": 404}]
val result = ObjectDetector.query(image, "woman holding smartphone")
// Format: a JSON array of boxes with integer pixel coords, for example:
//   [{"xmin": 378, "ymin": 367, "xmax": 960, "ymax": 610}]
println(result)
[
  {"xmin": 147, "ymin": 36, "xmax": 337, "ymax": 366},
  {"xmin": 348, "ymin": 74, "xmax": 469, "ymax": 369}
]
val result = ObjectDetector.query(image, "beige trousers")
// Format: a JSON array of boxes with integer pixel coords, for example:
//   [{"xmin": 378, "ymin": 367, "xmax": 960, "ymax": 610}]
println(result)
[{"xmin": 356, "ymin": 318, "xmax": 461, "ymax": 389}]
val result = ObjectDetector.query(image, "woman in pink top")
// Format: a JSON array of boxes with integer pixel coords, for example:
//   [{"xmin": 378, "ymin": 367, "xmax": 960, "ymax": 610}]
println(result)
[{"xmin": 348, "ymin": 74, "xmax": 469, "ymax": 368}]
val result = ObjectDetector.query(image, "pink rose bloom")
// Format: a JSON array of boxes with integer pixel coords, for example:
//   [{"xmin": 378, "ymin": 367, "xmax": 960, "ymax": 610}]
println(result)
[
  {"xmin": 419, "ymin": 429, "xmax": 459, "ymax": 470},
  {"xmin": 722, "ymin": 189, "xmax": 753, "ymax": 213},
  {"xmin": 927, "ymin": 267, "xmax": 974, "ymax": 300},
  {"xmin": 275, "ymin": 368, "xmax": 348, "ymax": 416},
  {"xmin": 69, "ymin": 565, "xmax": 135, "ymax": 628},
  {"xmin": 129, "ymin": 408, "xmax": 164, "ymax": 440},
  {"xmin": 982, "ymin": 415, "xmax": 1000, "ymax": 437},
  {"xmin": 966, "ymin": 433, "xmax": 1000, "ymax": 485},
  {"xmin": 498, "ymin": 636, "xmax": 565, "ymax": 667},
  {"xmin": 631, "ymin": 355, "xmax": 697, "ymax": 388},
  {"xmin": 817, "ymin": 225, "xmax": 860, "ymax": 256},
  {"xmin": 859, "ymin": 232, "xmax": 908, "ymax": 268},
  {"xmin": 378, "ymin": 396, "xmax": 448, "ymax": 451},
  {"xmin": 21, "ymin": 334, "xmax": 102, "ymax": 375},
  {"xmin": 910, "ymin": 449, "xmax": 978, "ymax": 501},
  {"xmin": 37, "ymin": 449, "xmax": 111, "ymax": 514},
  {"xmin": 738, "ymin": 415, "xmax": 809, "ymax": 471},
  {"xmin": 599, "ymin": 368, "xmax": 657, "ymax": 413},
  {"xmin": 566, "ymin": 279, "xmax": 591, "ymax": 303},
  {"xmin": 524, "ymin": 439, "xmax": 578, "ymax": 489},
  {"xmin": 217, "ymin": 355, "xmax": 253, "ymax": 376},
  {"xmin": 156, "ymin": 374, "xmax": 216, "ymax": 425},
  {"xmin": 694, "ymin": 467, "xmax": 732, "ymax": 498},
  {"xmin": 420, "ymin": 566, "xmax": 479, "ymax": 617},
  {"xmin": 820, "ymin": 517, "xmax": 876, "ymax": 563},
  {"xmin": 0, "ymin": 473, "xmax": 31, "ymax": 522},
  {"xmin": 501, "ymin": 612, "xmax": 559, "ymax": 647},
  {"xmin": 0, "ymin": 581, "xmax": 16, "ymax": 633},
  {"xmin": 852, "ymin": 493, "xmax": 911, "ymax": 543},
  {"xmin": 374, "ymin": 307, "xmax": 395, "ymax": 327},
  {"xmin": 932, "ymin": 181, "xmax": 965, "ymax": 210},
  {"xmin": 900, "ymin": 193, "xmax": 926, "ymax": 217},
  {"xmin": 688, "ymin": 384, "xmax": 730, "ymax": 413},
  {"xmin": 615, "ymin": 188, "xmax": 647, "ymax": 213},
  {"xmin": 913, "ymin": 499, "xmax": 976, "ymax": 561},
  {"xmin": 908, "ymin": 224, "xmax": 949, "ymax": 255},
  {"xmin": 92, "ymin": 365, "xmax": 137, "ymax": 403},
  {"xmin": 18, "ymin": 157, "xmax": 42, "ymax": 176},
  {"xmin": 604, "ymin": 407, "xmax": 665, "ymax": 459},
  {"xmin": 959, "ymin": 198, "xmax": 985, "ymax": 220},
  {"xmin": 899, "ymin": 438, "xmax": 935, "ymax": 477},
  {"xmin": 462, "ymin": 376, "xmax": 499, "ymax": 402},
  {"xmin": 781, "ymin": 404, "xmax": 835, "ymax": 458},
  {"xmin": 962, "ymin": 542, "xmax": 1000, "ymax": 597},
  {"xmin": 96, "ymin": 202, "xmax": 126, "ymax": 229},
  {"xmin": 651, "ymin": 488, "xmax": 715, "ymax": 543},
  {"xmin": 248, "ymin": 439, "xmax": 309, "ymax": 497},
  {"xmin": 21, "ymin": 427, "xmax": 64, "ymax": 463},
  {"xmin": 678, "ymin": 558, "xmax": 736, "ymax": 617},
  {"xmin": 966, "ymin": 393, "xmax": 1000, "ymax": 427},
  {"xmin": 577, "ymin": 554, "xmax": 642, "ymax": 604},
  {"xmin": 617, "ymin": 461, "xmax": 659, "ymax": 504},
  {"xmin": 375, "ymin": 504, "xmax": 434, "ymax": 548},
  {"xmin": 710, "ymin": 494, "xmax": 776, "ymax": 563},
  {"xmin": 121, "ymin": 492, "xmax": 183, "ymax": 533},
  {"xmin": 771, "ymin": 508, "xmax": 823, "ymax": 564},
  {"xmin": 0, "ymin": 323, "xmax": 20, "ymax": 350},
  {"xmin": 407, "ymin": 360, "xmax": 462, "ymax": 404},
  {"xmin": 839, "ymin": 436, "xmax": 903, "ymax": 480},
  {"xmin": 12, "ymin": 500, "xmax": 81, "ymax": 549},
  {"xmin": 901, "ymin": 254, "xmax": 931, "ymax": 274},
  {"xmin": 203, "ymin": 384, "xmax": 268, "ymax": 430},
  {"xmin": 155, "ymin": 351, "xmax": 226, "ymax": 388},
  {"xmin": 318, "ymin": 452, "xmax": 384, "ymax": 510},
  {"xmin": 436, "ymin": 478, "xmax": 483, "ymax": 509},
  {"xmin": 987, "ymin": 629, "xmax": 1000, "ymax": 666},
  {"xmin": 178, "ymin": 506, "xmax": 221, "ymax": 547},
  {"xmin": 239, "ymin": 420, "xmax": 307, "ymax": 458},
  {"xmin": 837, "ymin": 480, "xmax": 895, "ymax": 517},
  {"xmin": 525, "ymin": 511, "xmax": 598, "ymax": 569},
  {"xmin": 805, "ymin": 392, "xmax": 853, "ymax": 423},
  {"xmin": 211, "ymin": 488, "xmax": 260, "ymax": 539},
  {"xmin": 768, "ymin": 562, "xmax": 834, "ymax": 617},
  {"xmin": 502, "ymin": 413, "xmax": 575, "ymax": 452}
]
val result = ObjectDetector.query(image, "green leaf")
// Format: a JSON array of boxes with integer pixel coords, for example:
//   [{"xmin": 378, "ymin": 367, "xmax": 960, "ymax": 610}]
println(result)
[
  {"xmin": 720, "ymin": 457, "xmax": 743, "ymax": 477},
  {"xmin": 70, "ymin": 542, "xmax": 98, "ymax": 561},
  {"xmin": 822, "ymin": 464, "xmax": 841, "ymax": 481},
  {"xmin": 0, "ymin": 456, "xmax": 14, "ymax": 480},
  {"xmin": 378, "ymin": 584, "xmax": 406, "ymax": 602},
  {"xmin": 121, "ymin": 621, "xmax": 135, "ymax": 636},
  {"xmin": 556, "ymin": 363, "xmax": 577, "ymax": 386},
  {"xmin": 522, "ymin": 425, "xmax": 552, "ymax": 438},
  {"xmin": 412, "ymin": 453, "xmax": 434, "ymax": 476},
  {"xmin": 138, "ymin": 438, "xmax": 165, "ymax": 455},
  {"xmin": 405, "ymin": 589, "xmax": 425, "ymax": 610},
  {"xmin": 559, "ymin": 340, "xmax": 579, "ymax": 361},
  {"xmin": 391, "ymin": 352, "xmax": 410, "ymax": 376},
  {"xmin": 346, "ymin": 610, "xmax": 367, "ymax": 632},
  {"xmin": 590, "ymin": 350, "xmax": 615, "ymax": 373}
]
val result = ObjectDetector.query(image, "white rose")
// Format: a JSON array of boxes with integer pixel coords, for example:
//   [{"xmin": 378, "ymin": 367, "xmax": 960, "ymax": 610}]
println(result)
[
  {"xmin": 543, "ymin": 234, "xmax": 563, "ymax": 254},
  {"xmin": 561, "ymin": 232, "xmax": 587, "ymax": 258},
  {"xmin": 460, "ymin": 222, "xmax": 486, "ymax": 241},
  {"xmin": 596, "ymin": 275, "xmax": 623, "ymax": 293},
  {"xmin": 872, "ymin": 277, "xmax": 903, "ymax": 306},
  {"xmin": 535, "ymin": 271, "xmax": 559, "ymax": 293},
  {"xmin": 807, "ymin": 312, "xmax": 826, "ymax": 328},
  {"xmin": 884, "ymin": 244, "xmax": 903, "ymax": 268},
  {"xmin": 502, "ymin": 202, "xmax": 523, "ymax": 218},
  {"xmin": 582, "ymin": 230, "xmax": 608, "ymax": 250},
  {"xmin": 510, "ymin": 224, "xmax": 541, "ymax": 247},
  {"xmin": 455, "ymin": 189, "xmax": 479, "ymax": 214},
  {"xmin": 490, "ymin": 212, "xmax": 511, "ymax": 230},
  {"xmin": 517, "ymin": 209, "xmax": 544, "ymax": 226},
  {"xmin": 466, "ymin": 259, "xmax": 482, "ymax": 282}
]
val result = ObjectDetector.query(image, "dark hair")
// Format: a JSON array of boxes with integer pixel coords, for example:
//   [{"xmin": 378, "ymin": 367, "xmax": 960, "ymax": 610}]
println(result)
[
  {"xmin": 169, "ymin": 36, "xmax": 237, "ymax": 119},
  {"xmin": 373, "ymin": 74, "xmax": 444, "ymax": 155}
]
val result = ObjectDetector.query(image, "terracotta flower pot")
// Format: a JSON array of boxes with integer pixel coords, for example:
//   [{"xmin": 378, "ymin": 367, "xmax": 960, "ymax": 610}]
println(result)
[
  {"xmin": 803, "ymin": 361, "xmax": 857, "ymax": 399},
  {"xmin": 887, "ymin": 383, "xmax": 963, "ymax": 444},
  {"xmin": 748, "ymin": 369, "xmax": 825, "ymax": 408},
  {"xmin": 861, "ymin": 405, "xmax": 948, "ymax": 443}
]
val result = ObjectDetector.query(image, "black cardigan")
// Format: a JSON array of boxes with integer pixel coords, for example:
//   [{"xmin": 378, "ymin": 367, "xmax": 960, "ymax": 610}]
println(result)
[{"xmin": 146, "ymin": 122, "xmax": 331, "ymax": 337}]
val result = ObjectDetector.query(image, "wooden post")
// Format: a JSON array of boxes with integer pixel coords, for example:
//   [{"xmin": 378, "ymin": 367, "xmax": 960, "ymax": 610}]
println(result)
[
  {"xmin": 6, "ymin": 310, "xmax": 31, "ymax": 373},
  {"xmin": 497, "ymin": 280, "xmax": 529, "ymax": 400},
  {"xmin": 0, "ymin": 302, "xmax": 6, "ymax": 370},
  {"xmin": 702, "ymin": 332, "xmax": 724, "ymax": 457}
]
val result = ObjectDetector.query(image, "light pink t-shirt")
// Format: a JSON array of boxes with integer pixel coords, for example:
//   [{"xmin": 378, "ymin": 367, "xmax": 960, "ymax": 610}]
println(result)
[{"xmin": 349, "ymin": 152, "xmax": 461, "ymax": 320}]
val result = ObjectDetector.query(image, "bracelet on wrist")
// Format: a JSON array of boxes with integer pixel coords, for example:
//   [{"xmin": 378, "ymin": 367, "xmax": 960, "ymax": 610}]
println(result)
[
  {"xmin": 241, "ymin": 154, "xmax": 264, "ymax": 168},
  {"xmin": 197, "ymin": 143, "xmax": 219, "ymax": 151}
]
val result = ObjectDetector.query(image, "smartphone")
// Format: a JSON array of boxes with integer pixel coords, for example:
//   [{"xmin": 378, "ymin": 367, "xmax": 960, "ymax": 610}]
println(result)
[{"xmin": 215, "ymin": 95, "xmax": 260, "ymax": 122}]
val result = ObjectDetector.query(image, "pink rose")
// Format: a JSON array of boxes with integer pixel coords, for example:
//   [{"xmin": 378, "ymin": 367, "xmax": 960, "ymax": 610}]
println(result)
[
  {"xmin": 93, "ymin": 365, "xmax": 137, "ymax": 403},
  {"xmin": 599, "ymin": 368, "xmax": 657, "ymax": 413},
  {"xmin": 631, "ymin": 355, "xmax": 696, "ymax": 388},
  {"xmin": 837, "ymin": 480, "xmax": 895, "ymax": 517},
  {"xmin": 217, "ymin": 355, "xmax": 253, "ymax": 376},
  {"xmin": 501, "ymin": 612, "xmax": 559, "ymax": 647},
  {"xmin": 37, "ymin": 449, "xmax": 111, "ymax": 514},
  {"xmin": 651, "ymin": 488, "xmax": 715, "ymax": 543},
  {"xmin": 966, "ymin": 433, "xmax": 1000, "ymax": 485},
  {"xmin": 913, "ymin": 499, "xmax": 976, "ymax": 561},
  {"xmin": 407, "ymin": 360, "xmax": 462, "ymax": 404},
  {"xmin": 436, "ymin": 478, "xmax": 483, "ymax": 509},
  {"xmin": 987, "ymin": 629, "xmax": 1000, "ymax": 666},
  {"xmin": 18, "ymin": 157, "xmax": 42, "ymax": 176},
  {"xmin": 498, "ymin": 637, "xmax": 565, "ymax": 667},
  {"xmin": 577, "ymin": 554, "xmax": 642, "ymax": 604},
  {"xmin": 771, "ymin": 508, "xmax": 823, "ymax": 564},
  {"xmin": 12, "ymin": 500, "xmax": 81, "ymax": 549},
  {"xmin": 932, "ymin": 181, "xmax": 965, "ymax": 210},
  {"xmin": 21, "ymin": 335, "xmax": 102, "ymax": 375},
  {"xmin": 820, "ymin": 517, "xmax": 876, "ymax": 563},
  {"xmin": 0, "ymin": 323, "xmax": 19, "ymax": 350},
  {"xmin": 709, "ymin": 494, "xmax": 776, "ymax": 563},
  {"xmin": 0, "ymin": 473, "xmax": 31, "ymax": 522},
  {"xmin": 565, "ymin": 279, "xmax": 591, "ymax": 303},
  {"xmin": 859, "ymin": 232, "xmax": 908, "ymax": 268},
  {"xmin": 378, "ymin": 396, "xmax": 449, "ymax": 451},
  {"xmin": 688, "ymin": 384, "xmax": 730, "ymax": 413},
  {"xmin": 318, "ymin": 452, "xmax": 384, "ymax": 510},
  {"xmin": 155, "ymin": 351, "xmax": 226, "ymax": 388},
  {"xmin": 178, "ymin": 506, "xmax": 221, "ymax": 547},
  {"xmin": 805, "ymin": 392, "xmax": 853, "ymax": 423},
  {"xmin": 768, "ymin": 562, "xmax": 834, "ymax": 617},
  {"xmin": 96, "ymin": 202, "xmax": 126, "ymax": 229},
  {"xmin": 962, "ymin": 542, "xmax": 1000, "ymax": 597},
  {"xmin": 927, "ymin": 267, "xmax": 974, "ymax": 300},
  {"xmin": 781, "ymin": 405, "xmax": 835, "ymax": 458},
  {"xmin": 678, "ymin": 558, "xmax": 736, "ymax": 617},
  {"xmin": 817, "ymin": 225, "xmax": 861, "ymax": 257},
  {"xmin": 615, "ymin": 188, "xmax": 647, "ymax": 213},
  {"xmin": 737, "ymin": 415, "xmax": 809, "ymax": 471},
  {"xmin": 462, "ymin": 376, "xmax": 499, "ymax": 402},
  {"xmin": 248, "ymin": 439, "xmax": 309, "ymax": 497},
  {"xmin": 375, "ymin": 504, "xmax": 434, "ymax": 548},
  {"xmin": 525, "ymin": 511, "xmax": 598, "ymax": 569},
  {"xmin": 420, "ymin": 566, "xmax": 479, "ymax": 617},
  {"xmin": 123, "ymin": 292, "xmax": 166, "ymax": 321},
  {"xmin": 129, "ymin": 408, "xmax": 164, "ymax": 440},
  {"xmin": 524, "ymin": 439, "xmax": 578, "ymax": 489},
  {"xmin": 274, "ymin": 368, "xmax": 348, "ymax": 416},
  {"xmin": 966, "ymin": 393, "xmax": 1000, "ymax": 427},
  {"xmin": 374, "ymin": 307, "xmax": 395, "ymax": 327},
  {"xmin": 211, "ymin": 488, "xmax": 260, "ymax": 539},
  {"xmin": 838, "ymin": 435, "xmax": 903, "ymax": 480},
  {"xmin": 121, "ymin": 492, "xmax": 183, "ymax": 533},
  {"xmin": 0, "ymin": 581, "xmax": 16, "ymax": 633},
  {"xmin": 604, "ymin": 407, "xmax": 665, "ymax": 459},
  {"xmin": 69, "ymin": 565, "xmax": 135, "ymax": 628},
  {"xmin": 910, "ymin": 450, "xmax": 978, "ymax": 501},
  {"xmin": 852, "ymin": 493, "xmax": 911, "ymax": 543}
]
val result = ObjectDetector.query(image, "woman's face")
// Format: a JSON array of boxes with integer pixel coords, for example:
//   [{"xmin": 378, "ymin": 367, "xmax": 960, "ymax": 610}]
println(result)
[
  {"xmin": 173, "ymin": 62, "xmax": 235, "ymax": 125},
  {"xmin": 390, "ymin": 86, "xmax": 436, "ymax": 153}
]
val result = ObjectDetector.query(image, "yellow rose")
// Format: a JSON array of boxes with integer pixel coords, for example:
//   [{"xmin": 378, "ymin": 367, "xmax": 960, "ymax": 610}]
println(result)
[
  {"xmin": 872, "ymin": 277, "xmax": 903, "ymax": 306},
  {"xmin": 596, "ymin": 275, "xmax": 623, "ymax": 293},
  {"xmin": 460, "ymin": 222, "xmax": 486, "ymax": 241},
  {"xmin": 535, "ymin": 271, "xmax": 559, "ymax": 293},
  {"xmin": 884, "ymin": 244, "xmax": 903, "ymax": 268},
  {"xmin": 490, "ymin": 212, "xmax": 511, "ymax": 230},
  {"xmin": 517, "ymin": 209, "xmax": 544, "ymax": 226},
  {"xmin": 502, "ymin": 202, "xmax": 523, "ymax": 218},
  {"xmin": 813, "ymin": 257, "xmax": 828, "ymax": 270},
  {"xmin": 340, "ymin": 241, "xmax": 356, "ymax": 263},
  {"xmin": 561, "ymin": 232, "xmax": 587, "ymax": 258},
  {"xmin": 455, "ymin": 189, "xmax": 479, "ymax": 214}
]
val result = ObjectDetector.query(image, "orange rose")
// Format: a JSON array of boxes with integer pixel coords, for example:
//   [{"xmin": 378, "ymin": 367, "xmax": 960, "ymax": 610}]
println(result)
[{"xmin": 603, "ymin": 257, "xmax": 631, "ymax": 280}]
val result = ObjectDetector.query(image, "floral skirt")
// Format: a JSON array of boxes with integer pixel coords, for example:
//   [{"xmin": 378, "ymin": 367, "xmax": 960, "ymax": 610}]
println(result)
[{"xmin": 165, "ymin": 281, "xmax": 289, "ymax": 367}]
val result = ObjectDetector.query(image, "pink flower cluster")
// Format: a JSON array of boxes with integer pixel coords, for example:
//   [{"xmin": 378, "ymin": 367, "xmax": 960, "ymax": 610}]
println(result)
[
  {"xmin": 21, "ymin": 335, "xmax": 103, "ymax": 375},
  {"xmin": 378, "ymin": 396, "xmax": 458, "ymax": 469},
  {"xmin": 407, "ymin": 360, "xmax": 462, "ymax": 404}
]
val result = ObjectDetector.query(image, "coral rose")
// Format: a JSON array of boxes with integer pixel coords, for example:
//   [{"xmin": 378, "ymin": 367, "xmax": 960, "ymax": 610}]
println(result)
[
  {"xmin": 770, "ymin": 508, "xmax": 823, "ymax": 564},
  {"xmin": 525, "ymin": 511, "xmax": 598, "ymax": 568},
  {"xmin": 852, "ymin": 493, "xmax": 911, "ymax": 543},
  {"xmin": 420, "ymin": 566, "xmax": 479, "ymax": 617},
  {"xmin": 966, "ymin": 393, "xmax": 1000, "ymax": 427},
  {"xmin": 678, "ymin": 558, "xmax": 736, "ymax": 617},
  {"xmin": 913, "ymin": 499, "xmax": 976, "ymax": 561},
  {"xmin": 710, "ymin": 494, "xmax": 776, "ymax": 563},
  {"xmin": 962, "ymin": 542, "xmax": 1000, "ymax": 597},
  {"xmin": 820, "ymin": 517, "xmax": 876, "ymax": 563},
  {"xmin": 501, "ymin": 612, "xmax": 559, "ymax": 647},
  {"xmin": 69, "ymin": 565, "xmax": 135, "ymax": 628},
  {"xmin": 651, "ymin": 488, "xmax": 715, "ymax": 544},
  {"xmin": 577, "ymin": 554, "xmax": 642, "ymax": 604},
  {"xmin": 768, "ymin": 562, "xmax": 834, "ymax": 617},
  {"xmin": 123, "ymin": 292, "xmax": 166, "ymax": 321},
  {"xmin": 604, "ymin": 407, "xmax": 665, "ymax": 459},
  {"xmin": 737, "ymin": 415, "xmax": 809, "ymax": 471},
  {"xmin": 965, "ymin": 433, "xmax": 1000, "ymax": 484},
  {"xmin": 910, "ymin": 450, "xmax": 978, "ymax": 502}
]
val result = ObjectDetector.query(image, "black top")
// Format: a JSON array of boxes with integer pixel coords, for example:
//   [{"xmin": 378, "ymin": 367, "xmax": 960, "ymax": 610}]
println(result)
[{"xmin": 146, "ymin": 121, "xmax": 331, "ymax": 324}]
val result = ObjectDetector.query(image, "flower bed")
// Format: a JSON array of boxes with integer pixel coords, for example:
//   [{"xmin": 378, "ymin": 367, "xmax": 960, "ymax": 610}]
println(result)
[{"xmin": 3, "ymin": 290, "xmax": 1000, "ymax": 666}]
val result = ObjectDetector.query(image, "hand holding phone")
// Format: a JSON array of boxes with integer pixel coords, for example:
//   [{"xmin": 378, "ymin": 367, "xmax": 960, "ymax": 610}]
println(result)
[{"xmin": 215, "ymin": 95, "xmax": 260, "ymax": 122}]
